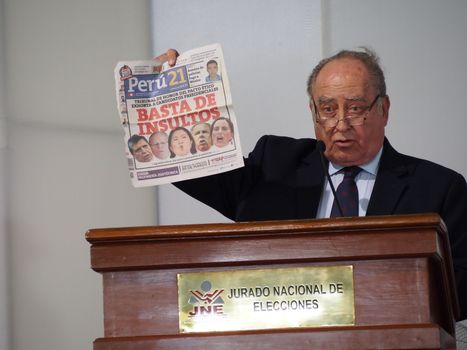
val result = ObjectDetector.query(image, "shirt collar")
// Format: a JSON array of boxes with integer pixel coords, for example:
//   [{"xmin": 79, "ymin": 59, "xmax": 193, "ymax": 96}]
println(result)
[{"xmin": 328, "ymin": 145, "xmax": 383, "ymax": 176}]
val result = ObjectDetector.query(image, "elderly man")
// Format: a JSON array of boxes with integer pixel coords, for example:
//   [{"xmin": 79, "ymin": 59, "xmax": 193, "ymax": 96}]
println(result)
[
  {"xmin": 149, "ymin": 131, "xmax": 170, "ymax": 160},
  {"xmin": 156, "ymin": 48, "xmax": 467, "ymax": 320},
  {"xmin": 191, "ymin": 122, "xmax": 212, "ymax": 152}
]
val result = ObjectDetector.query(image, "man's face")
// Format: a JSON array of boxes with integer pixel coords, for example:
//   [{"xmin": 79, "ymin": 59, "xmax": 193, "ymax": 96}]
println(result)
[
  {"xmin": 311, "ymin": 58, "xmax": 389, "ymax": 166},
  {"xmin": 132, "ymin": 139, "xmax": 154, "ymax": 162},
  {"xmin": 150, "ymin": 133, "xmax": 169, "ymax": 160},
  {"xmin": 192, "ymin": 123, "xmax": 212, "ymax": 152},
  {"xmin": 207, "ymin": 63, "xmax": 218, "ymax": 77}
]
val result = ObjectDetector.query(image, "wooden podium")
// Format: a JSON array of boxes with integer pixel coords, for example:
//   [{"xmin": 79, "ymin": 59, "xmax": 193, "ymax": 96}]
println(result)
[{"xmin": 86, "ymin": 213, "xmax": 459, "ymax": 349}]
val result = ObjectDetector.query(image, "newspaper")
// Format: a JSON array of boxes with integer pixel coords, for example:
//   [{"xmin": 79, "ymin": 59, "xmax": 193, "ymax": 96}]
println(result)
[{"xmin": 114, "ymin": 44, "xmax": 244, "ymax": 187}]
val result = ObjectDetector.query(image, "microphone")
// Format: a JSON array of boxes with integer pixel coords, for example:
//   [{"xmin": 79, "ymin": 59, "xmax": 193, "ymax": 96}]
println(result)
[{"xmin": 316, "ymin": 140, "xmax": 344, "ymax": 217}]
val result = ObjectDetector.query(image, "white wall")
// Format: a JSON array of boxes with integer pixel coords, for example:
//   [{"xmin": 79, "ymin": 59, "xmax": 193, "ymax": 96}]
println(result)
[
  {"xmin": 0, "ymin": 0, "xmax": 9, "ymax": 348},
  {"xmin": 2, "ymin": 1, "xmax": 156, "ymax": 350}
]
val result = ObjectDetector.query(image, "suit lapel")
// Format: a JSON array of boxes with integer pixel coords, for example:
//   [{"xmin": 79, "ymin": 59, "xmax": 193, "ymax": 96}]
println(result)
[
  {"xmin": 367, "ymin": 139, "xmax": 409, "ymax": 216},
  {"xmin": 295, "ymin": 150, "xmax": 325, "ymax": 219},
  {"xmin": 291, "ymin": 138, "xmax": 409, "ymax": 218}
]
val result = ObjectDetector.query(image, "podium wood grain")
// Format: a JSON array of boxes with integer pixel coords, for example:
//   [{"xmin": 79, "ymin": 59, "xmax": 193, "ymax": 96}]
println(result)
[{"xmin": 86, "ymin": 213, "xmax": 458, "ymax": 349}]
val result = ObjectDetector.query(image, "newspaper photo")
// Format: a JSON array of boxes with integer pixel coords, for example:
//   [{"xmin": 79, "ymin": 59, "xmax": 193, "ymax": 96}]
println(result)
[{"xmin": 114, "ymin": 44, "xmax": 244, "ymax": 187}]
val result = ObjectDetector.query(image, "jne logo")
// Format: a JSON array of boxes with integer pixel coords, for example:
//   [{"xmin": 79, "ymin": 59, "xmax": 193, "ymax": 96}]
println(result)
[{"xmin": 188, "ymin": 280, "xmax": 225, "ymax": 317}]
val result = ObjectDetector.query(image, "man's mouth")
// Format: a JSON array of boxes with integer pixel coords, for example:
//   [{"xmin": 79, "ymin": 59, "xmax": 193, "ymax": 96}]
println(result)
[{"xmin": 334, "ymin": 139, "xmax": 353, "ymax": 147}]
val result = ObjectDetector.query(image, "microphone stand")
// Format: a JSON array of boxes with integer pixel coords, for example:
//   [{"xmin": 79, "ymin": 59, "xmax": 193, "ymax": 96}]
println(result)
[{"xmin": 317, "ymin": 140, "xmax": 344, "ymax": 217}]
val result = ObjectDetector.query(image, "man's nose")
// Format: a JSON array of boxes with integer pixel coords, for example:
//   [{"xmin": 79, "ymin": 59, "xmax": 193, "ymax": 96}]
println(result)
[
  {"xmin": 335, "ymin": 118, "xmax": 350, "ymax": 131},
  {"xmin": 335, "ymin": 108, "xmax": 350, "ymax": 131},
  {"xmin": 335, "ymin": 106, "xmax": 346, "ymax": 119}
]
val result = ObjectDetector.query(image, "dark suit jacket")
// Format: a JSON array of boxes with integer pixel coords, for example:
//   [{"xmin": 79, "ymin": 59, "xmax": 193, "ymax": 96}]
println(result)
[{"xmin": 175, "ymin": 135, "xmax": 467, "ymax": 319}]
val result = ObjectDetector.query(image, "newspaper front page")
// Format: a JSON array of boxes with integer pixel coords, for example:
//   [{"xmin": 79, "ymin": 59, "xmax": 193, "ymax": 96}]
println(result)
[{"xmin": 114, "ymin": 44, "xmax": 244, "ymax": 187}]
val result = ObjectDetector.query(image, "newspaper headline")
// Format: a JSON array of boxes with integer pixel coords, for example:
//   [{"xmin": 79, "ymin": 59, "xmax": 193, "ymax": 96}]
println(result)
[{"xmin": 114, "ymin": 44, "xmax": 244, "ymax": 187}]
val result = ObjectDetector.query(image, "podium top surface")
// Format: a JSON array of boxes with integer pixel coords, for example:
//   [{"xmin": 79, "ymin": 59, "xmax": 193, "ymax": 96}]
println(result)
[{"xmin": 86, "ymin": 213, "xmax": 446, "ymax": 243}]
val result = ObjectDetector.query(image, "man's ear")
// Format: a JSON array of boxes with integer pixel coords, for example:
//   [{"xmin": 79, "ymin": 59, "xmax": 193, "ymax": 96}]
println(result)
[{"xmin": 381, "ymin": 95, "xmax": 390, "ymax": 125}]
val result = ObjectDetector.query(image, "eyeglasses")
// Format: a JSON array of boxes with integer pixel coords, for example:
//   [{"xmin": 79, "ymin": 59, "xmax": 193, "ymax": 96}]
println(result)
[{"xmin": 313, "ymin": 95, "xmax": 381, "ymax": 128}]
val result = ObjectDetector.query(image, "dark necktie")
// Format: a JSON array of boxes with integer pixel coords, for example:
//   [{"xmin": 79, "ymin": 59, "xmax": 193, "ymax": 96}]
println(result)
[{"xmin": 330, "ymin": 166, "xmax": 362, "ymax": 217}]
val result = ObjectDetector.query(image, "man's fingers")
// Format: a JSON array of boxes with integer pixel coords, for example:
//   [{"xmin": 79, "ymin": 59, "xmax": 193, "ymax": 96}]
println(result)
[
  {"xmin": 153, "ymin": 48, "xmax": 179, "ymax": 67},
  {"xmin": 167, "ymin": 49, "xmax": 179, "ymax": 66}
]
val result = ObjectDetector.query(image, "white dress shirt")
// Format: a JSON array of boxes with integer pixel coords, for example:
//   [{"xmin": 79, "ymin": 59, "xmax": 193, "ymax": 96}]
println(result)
[{"xmin": 316, "ymin": 147, "xmax": 383, "ymax": 218}]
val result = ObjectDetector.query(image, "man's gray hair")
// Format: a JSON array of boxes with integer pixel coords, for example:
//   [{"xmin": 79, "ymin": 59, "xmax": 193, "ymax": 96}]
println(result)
[{"xmin": 307, "ymin": 47, "xmax": 387, "ymax": 99}]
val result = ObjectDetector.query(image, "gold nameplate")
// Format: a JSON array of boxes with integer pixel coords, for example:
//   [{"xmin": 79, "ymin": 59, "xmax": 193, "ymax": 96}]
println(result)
[{"xmin": 178, "ymin": 265, "xmax": 354, "ymax": 333}]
